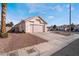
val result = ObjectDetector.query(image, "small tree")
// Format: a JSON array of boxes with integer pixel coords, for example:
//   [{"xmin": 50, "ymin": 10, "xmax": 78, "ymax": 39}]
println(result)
[
  {"xmin": 6, "ymin": 22, "xmax": 14, "ymax": 27},
  {"xmin": 53, "ymin": 25, "xmax": 57, "ymax": 30},
  {"xmin": 71, "ymin": 23, "xmax": 75, "ymax": 31},
  {"xmin": 49, "ymin": 25, "xmax": 52, "ymax": 31}
]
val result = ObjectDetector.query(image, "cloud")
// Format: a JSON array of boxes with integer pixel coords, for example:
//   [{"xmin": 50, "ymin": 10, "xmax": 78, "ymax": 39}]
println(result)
[
  {"xmin": 26, "ymin": 3, "xmax": 48, "ymax": 14},
  {"xmin": 47, "ymin": 15, "xmax": 55, "ymax": 19},
  {"xmin": 27, "ymin": 4, "xmax": 41, "ymax": 13},
  {"xmin": 52, "ymin": 5, "xmax": 63, "ymax": 12}
]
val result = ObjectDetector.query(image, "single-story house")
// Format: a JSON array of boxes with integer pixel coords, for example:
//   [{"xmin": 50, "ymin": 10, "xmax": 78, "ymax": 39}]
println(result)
[{"xmin": 13, "ymin": 16, "xmax": 48, "ymax": 33}]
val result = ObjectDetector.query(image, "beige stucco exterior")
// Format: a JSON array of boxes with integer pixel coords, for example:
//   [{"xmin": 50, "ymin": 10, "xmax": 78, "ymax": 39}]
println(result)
[{"xmin": 14, "ymin": 16, "xmax": 47, "ymax": 33}]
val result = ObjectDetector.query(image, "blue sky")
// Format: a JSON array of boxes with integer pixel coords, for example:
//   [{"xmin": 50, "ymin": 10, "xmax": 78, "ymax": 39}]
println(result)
[{"xmin": 0, "ymin": 3, "xmax": 79, "ymax": 26}]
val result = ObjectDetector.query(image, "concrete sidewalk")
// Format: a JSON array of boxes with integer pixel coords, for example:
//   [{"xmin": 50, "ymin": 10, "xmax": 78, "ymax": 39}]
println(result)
[{"xmin": 0, "ymin": 32, "xmax": 79, "ymax": 56}]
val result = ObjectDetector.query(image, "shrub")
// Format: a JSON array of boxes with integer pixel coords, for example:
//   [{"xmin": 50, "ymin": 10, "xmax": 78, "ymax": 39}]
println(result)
[
  {"xmin": 22, "ymin": 30, "xmax": 25, "ymax": 33},
  {"xmin": 0, "ymin": 33, "xmax": 8, "ymax": 38}
]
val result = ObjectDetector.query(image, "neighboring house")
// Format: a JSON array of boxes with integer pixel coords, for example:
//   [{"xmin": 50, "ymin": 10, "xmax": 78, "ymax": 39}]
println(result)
[
  {"xmin": 6, "ymin": 22, "xmax": 14, "ymax": 32},
  {"xmin": 58, "ymin": 25, "xmax": 69, "ymax": 31},
  {"xmin": 6, "ymin": 26, "xmax": 12, "ymax": 32},
  {"xmin": 74, "ymin": 24, "xmax": 79, "ymax": 31},
  {"xmin": 0, "ymin": 22, "xmax": 12, "ymax": 32},
  {"xmin": 13, "ymin": 16, "xmax": 48, "ymax": 33},
  {"xmin": 0, "ymin": 26, "xmax": 12, "ymax": 32},
  {"xmin": 74, "ymin": 24, "xmax": 79, "ymax": 29}
]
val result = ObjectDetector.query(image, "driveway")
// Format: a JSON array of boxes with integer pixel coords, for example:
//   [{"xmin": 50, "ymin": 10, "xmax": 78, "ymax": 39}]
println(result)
[{"xmin": 31, "ymin": 32, "xmax": 79, "ymax": 55}]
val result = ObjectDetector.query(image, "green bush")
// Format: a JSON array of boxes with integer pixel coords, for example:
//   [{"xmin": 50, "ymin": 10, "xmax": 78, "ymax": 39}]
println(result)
[{"xmin": 0, "ymin": 33, "xmax": 8, "ymax": 38}]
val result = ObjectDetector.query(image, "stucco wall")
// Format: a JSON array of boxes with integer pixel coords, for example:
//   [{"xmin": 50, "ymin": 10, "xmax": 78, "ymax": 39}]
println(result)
[
  {"xmin": 25, "ymin": 17, "xmax": 47, "ymax": 33},
  {"xmin": 14, "ymin": 17, "xmax": 47, "ymax": 33},
  {"xmin": 6, "ymin": 27, "xmax": 12, "ymax": 32},
  {"xmin": 18, "ymin": 21, "xmax": 25, "ymax": 32}
]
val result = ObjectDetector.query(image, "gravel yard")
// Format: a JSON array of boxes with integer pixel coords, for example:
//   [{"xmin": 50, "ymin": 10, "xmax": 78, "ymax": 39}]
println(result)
[
  {"xmin": 52, "ymin": 31, "xmax": 72, "ymax": 36},
  {"xmin": 0, "ymin": 33, "xmax": 47, "ymax": 52}
]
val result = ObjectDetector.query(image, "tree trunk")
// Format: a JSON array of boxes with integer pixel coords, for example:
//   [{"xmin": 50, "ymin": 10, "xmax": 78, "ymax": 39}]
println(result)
[{"xmin": 1, "ymin": 3, "xmax": 7, "ymax": 33}]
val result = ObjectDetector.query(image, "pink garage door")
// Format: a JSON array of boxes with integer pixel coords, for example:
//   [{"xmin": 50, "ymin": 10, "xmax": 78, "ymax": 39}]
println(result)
[{"xmin": 30, "ymin": 24, "xmax": 44, "ymax": 32}]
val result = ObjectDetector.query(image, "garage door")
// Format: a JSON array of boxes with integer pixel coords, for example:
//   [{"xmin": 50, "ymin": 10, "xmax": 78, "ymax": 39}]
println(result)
[{"xmin": 30, "ymin": 24, "xmax": 44, "ymax": 32}]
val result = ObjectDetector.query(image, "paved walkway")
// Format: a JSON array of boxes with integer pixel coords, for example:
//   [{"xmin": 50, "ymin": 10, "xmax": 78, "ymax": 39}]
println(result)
[{"xmin": 0, "ymin": 32, "xmax": 79, "ymax": 56}]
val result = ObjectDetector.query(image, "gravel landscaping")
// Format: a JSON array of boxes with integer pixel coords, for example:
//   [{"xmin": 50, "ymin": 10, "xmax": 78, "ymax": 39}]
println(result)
[
  {"xmin": 52, "ymin": 31, "xmax": 72, "ymax": 36},
  {"xmin": 0, "ymin": 33, "xmax": 47, "ymax": 52}
]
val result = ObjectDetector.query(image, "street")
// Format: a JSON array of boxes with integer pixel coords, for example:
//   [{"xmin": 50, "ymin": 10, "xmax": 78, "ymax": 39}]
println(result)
[{"xmin": 52, "ymin": 38, "xmax": 79, "ymax": 56}]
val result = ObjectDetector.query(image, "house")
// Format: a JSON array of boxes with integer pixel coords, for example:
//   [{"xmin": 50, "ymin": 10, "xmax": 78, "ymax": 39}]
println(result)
[
  {"xmin": 13, "ymin": 16, "xmax": 48, "ymax": 33},
  {"xmin": 0, "ymin": 22, "xmax": 13, "ymax": 32},
  {"xmin": 73, "ymin": 24, "xmax": 79, "ymax": 32}
]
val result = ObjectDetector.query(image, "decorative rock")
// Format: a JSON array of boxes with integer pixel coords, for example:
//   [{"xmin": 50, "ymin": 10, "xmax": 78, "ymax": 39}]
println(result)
[{"xmin": 7, "ymin": 50, "xmax": 18, "ymax": 56}]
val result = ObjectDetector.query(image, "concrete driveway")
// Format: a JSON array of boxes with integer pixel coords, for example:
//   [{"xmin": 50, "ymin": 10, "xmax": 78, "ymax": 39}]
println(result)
[{"xmin": 31, "ymin": 32, "xmax": 79, "ymax": 56}]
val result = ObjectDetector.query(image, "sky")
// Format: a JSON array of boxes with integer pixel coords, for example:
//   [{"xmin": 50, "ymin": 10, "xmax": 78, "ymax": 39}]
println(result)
[{"xmin": 0, "ymin": 3, "xmax": 79, "ymax": 26}]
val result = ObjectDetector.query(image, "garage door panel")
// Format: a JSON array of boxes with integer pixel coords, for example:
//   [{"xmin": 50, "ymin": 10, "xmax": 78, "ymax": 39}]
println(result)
[
  {"xmin": 30, "ymin": 24, "xmax": 44, "ymax": 32},
  {"xmin": 33, "ymin": 25, "xmax": 43, "ymax": 32}
]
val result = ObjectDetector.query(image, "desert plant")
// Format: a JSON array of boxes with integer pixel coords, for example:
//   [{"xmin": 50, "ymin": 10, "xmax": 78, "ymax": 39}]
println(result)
[
  {"xmin": 6, "ymin": 22, "xmax": 14, "ymax": 27},
  {"xmin": 0, "ymin": 32, "xmax": 8, "ymax": 38}
]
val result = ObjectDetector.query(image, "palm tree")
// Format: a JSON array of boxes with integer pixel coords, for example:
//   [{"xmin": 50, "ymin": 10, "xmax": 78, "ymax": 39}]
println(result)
[{"xmin": 1, "ymin": 3, "xmax": 7, "ymax": 33}]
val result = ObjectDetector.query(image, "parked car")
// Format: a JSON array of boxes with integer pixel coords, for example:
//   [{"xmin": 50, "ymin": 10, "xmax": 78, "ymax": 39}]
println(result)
[{"xmin": 73, "ymin": 29, "xmax": 79, "ymax": 32}]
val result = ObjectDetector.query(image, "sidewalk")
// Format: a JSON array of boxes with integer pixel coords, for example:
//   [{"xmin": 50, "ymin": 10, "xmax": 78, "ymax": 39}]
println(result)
[{"xmin": 0, "ymin": 32, "xmax": 79, "ymax": 56}]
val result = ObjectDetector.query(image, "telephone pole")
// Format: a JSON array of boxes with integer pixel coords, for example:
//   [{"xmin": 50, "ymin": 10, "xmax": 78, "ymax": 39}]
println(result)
[{"xmin": 69, "ymin": 3, "xmax": 71, "ymax": 33}]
